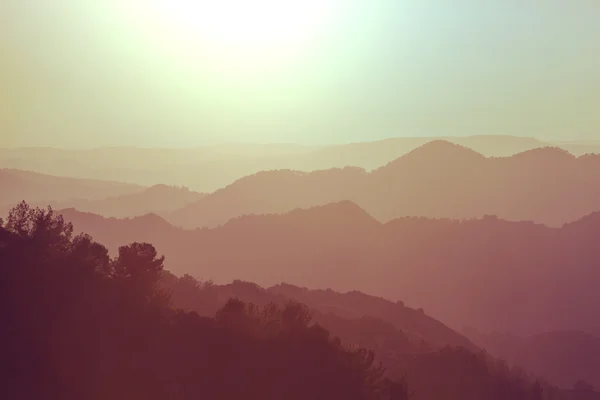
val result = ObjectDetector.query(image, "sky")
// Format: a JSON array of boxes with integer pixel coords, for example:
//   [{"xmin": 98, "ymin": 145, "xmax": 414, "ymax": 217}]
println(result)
[{"xmin": 1, "ymin": 0, "xmax": 599, "ymax": 148}]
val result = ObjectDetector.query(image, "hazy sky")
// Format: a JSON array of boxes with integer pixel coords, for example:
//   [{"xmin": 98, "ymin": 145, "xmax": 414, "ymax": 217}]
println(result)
[{"xmin": 2, "ymin": 1, "xmax": 599, "ymax": 148}]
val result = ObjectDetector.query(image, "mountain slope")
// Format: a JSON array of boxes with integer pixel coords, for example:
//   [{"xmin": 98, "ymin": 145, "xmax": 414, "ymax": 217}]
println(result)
[
  {"xmin": 0, "ymin": 169, "xmax": 142, "ymax": 208},
  {"xmin": 267, "ymin": 283, "xmax": 474, "ymax": 350},
  {"xmin": 162, "ymin": 276, "xmax": 475, "ymax": 352},
  {"xmin": 3, "ymin": 135, "xmax": 598, "ymax": 192},
  {"xmin": 169, "ymin": 142, "xmax": 600, "ymax": 228},
  {"xmin": 40, "ymin": 184, "xmax": 205, "ymax": 218},
  {"xmin": 169, "ymin": 167, "xmax": 369, "ymax": 228},
  {"xmin": 159, "ymin": 274, "xmax": 571, "ymax": 398},
  {"xmin": 36, "ymin": 202, "xmax": 600, "ymax": 338}
]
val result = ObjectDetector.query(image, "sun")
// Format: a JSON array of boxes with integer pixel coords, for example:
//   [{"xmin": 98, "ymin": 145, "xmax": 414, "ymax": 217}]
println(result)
[{"xmin": 133, "ymin": 0, "xmax": 339, "ymax": 71}]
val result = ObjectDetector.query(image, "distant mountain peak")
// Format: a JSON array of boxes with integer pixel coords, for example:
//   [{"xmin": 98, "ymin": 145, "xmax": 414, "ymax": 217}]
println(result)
[
  {"xmin": 287, "ymin": 201, "xmax": 379, "ymax": 225},
  {"xmin": 510, "ymin": 146, "xmax": 576, "ymax": 161},
  {"xmin": 405, "ymin": 140, "xmax": 486, "ymax": 159},
  {"xmin": 219, "ymin": 201, "xmax": 379, "ymax": 232},
  {"xmin": 374, "ymin": 140, "xmax": 486, "ymax": 174},
  {"xmin": 132, "ymin": 212, "xmax": 169, "ymax": 223}
]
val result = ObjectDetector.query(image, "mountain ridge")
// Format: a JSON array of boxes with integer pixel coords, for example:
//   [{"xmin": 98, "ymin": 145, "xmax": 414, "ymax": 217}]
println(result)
[
  {"xmin": 17, "ymin": 201, "xmax": 599, "ymax": 337},
  {"xmin": 168, "ymin": 141, "xmax": 600, "ymax": 228},
  {"xmin": 3, "ymin": 135, "xmax": 600, "ymax": 192}
]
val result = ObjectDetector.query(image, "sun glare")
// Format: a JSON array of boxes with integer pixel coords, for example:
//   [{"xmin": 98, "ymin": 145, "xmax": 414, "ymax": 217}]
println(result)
[{"xmin": 134, "ymin": 0, "xmax": 339, "ymax": 71}]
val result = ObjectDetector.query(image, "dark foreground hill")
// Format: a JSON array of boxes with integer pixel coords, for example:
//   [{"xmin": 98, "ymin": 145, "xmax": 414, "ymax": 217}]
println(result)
[
  {"xmin": 0, "ymin": 204, "xmax": 409, "ymax": 400},
  {"xmin": 168, "ymin": 141, "xmax": 600, "ymax": 228},
  {"xmin": 0, "ymin": 203, "xmax": 577, "ymax": 400},
  {"xmin": 160, "ymin": 274, "xmax": 570, "ymax": 400},
  {"xmin": 52, "ymin": 201, "xmax": 600, "ymax": 338},
  {"xmin": 161, "ymin": 276, "xmax": 476, "ymax": 352}
]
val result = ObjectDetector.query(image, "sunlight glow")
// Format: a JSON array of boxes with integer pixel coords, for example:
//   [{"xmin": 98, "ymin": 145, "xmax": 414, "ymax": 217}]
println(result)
[{"xmin": 135, "ymin": 0, "xmax": 339, "ymax": 71}]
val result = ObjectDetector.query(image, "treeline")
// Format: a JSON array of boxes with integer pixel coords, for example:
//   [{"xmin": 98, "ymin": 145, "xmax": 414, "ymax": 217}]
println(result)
[
  {"xmin": 57, "ymin": 200, "xmax": 600, "ymax": 337},
  {"xmin": 0, "ymin": 203, "xmax": 585, "ymax": 400},
  {"xmin": 161, "ymin": 274, "xmax": 564, "ymax": 400},
  {"xmin": 0, "ymin": 203, "xmax": 406, "ymax": 400}
]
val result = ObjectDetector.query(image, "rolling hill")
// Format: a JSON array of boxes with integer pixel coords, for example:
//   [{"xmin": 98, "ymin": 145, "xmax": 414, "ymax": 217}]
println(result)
[
  {"xmin": 49, "ymin": 202, "xmax": 600, "ymax": 338},
  {"xmin": 28, "ymin": 184, "xmax": 205, "ymax": 218},
  {"xmin": 0, "ymin": 168, "xmax": 142, "ymax": 208},
  {"xmin": 160, "ymin": 276, "xmax": 476, "ymax": 352},
  {"xmin": 168, "ymin": 141, "xmax": 600, "ymax": 228},
  {"xmin": 2, "ymin": 135, "xmax": 598, "ymax": 192}
]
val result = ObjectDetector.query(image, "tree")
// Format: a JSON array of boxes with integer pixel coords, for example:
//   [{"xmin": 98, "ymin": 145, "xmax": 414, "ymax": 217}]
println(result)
[
  {"xmin": 111, "ymin": 242, "xmax": 166, "ymax": 303},
  {"xmin": 113, "ymin": 242, "xmax": 163, "ymax": 281},
  {"xmin": 5, "ymin": 201, "xmax": 73, "ymax": 252},
  {"xmin": 69, "ymin": 233, "xmax": 111, "ymax": 275}
]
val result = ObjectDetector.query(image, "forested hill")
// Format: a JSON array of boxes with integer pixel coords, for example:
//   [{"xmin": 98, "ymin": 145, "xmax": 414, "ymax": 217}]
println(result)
[
  {"xmin": 0, "ymin": 203, "xmax": 408, "ymax": 400},
  {"xmin": 1, "ymin": 202, "xmax": 592, "ymax": 399}
]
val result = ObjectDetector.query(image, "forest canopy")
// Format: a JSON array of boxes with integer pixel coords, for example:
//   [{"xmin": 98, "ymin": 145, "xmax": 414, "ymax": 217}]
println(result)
[
  {"xmin": 0, "ymin": 202, "xmax": 578, "ymax": 400},
  {"xmin": 0, "ymin": 202, "xmax": 407, "ymax": 400}
]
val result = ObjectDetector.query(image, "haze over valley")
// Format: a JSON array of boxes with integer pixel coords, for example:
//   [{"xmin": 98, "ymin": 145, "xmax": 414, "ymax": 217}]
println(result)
[
  {"xmin": 3, "ymin": 1, "xmax": 600, "ymax": 398},
  {"xmin": 3, "ymin": 135, "xmax": 600, "ymax": 399}
]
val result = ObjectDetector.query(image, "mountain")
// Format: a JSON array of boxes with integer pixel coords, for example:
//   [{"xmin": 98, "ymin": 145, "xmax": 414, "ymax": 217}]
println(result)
[
  {"xmin": 0, "ymin": 169, "xmax": 142, "ymax": 209},
  {"xmin": 44, "ymin": 202, "xmax": 600, "ymax": 338},
  {"xmin": 465, "ymin": 329, "xmax": 600, "ymax": 390},
  {"xmin": 169, "ymin": 142, "xmax": 600, "ymax": 228},
  {"xmin": 2, "ymin": 135, "xmax": 598, "ymax": 192},
  {"xmin": 56, "ymin": 209, "xmax": 183, "ymax": 250},
  {"xmin": 33, "ymin": 184, "xmax": 205, "ymax": 218},
  {"xmin": 168, "ymin": 167, "xmax": 370, "ymax": 228},
  {"xmin": 160, "ymin": 276, "xmax": 475, "ymax": 352},
  {"xmin": 0, "ymin": 171, "xmax": 204, "ymax": 219},
  {"xmin": 267, "ymin": 283, "xmax": 474, "ymax": 350},
  {"xmin": 1, "ymin": 208, "xmax": 567, "ymax": 400},
  {"xmin": 0, "ymin": 145, "xmax": 319, "ymax": 192},
  {"xmin": 160, "ymin": 275, "xmax": 584, "ymax": 397}
]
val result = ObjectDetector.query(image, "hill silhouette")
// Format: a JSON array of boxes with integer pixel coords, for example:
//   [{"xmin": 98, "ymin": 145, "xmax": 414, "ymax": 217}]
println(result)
[
  {"xmin": 168, "ymin": 167, "xmax": 370, "ymax": 228},
  {"xmin": 161, "ymin": 274, "xmax": 574, "ymax": 399},
  {"xmin": 161, "ymin": 276, "xmax": 475, "ymax": 351},
  {"xmin": 49, "ymin": 202, "xmax": 600, "ymax": 338},
  {"xmin": 0, "ymin": 203, "xmax": 412, "ymax": 400},
  {"xmin": 0, "ymin": 168, "xmax": 142, "ymax": 209},
  {"xmin": 3, "ymin": 201, "xmax": 574, "ymax": 400},
  {"xmin": 2, "ymin": 135, "xmax": 599, "ymax": 192},
  {"xmin": 267, "ymin": 283, "xmax": 475, "ymax": 350},
  {"xmin": 169, "ymin": 142, "xmax": 600, "ymax": 228},
  {"xmin": 30, "ymin": 184, "xmax": 205, "ymax": 219}
]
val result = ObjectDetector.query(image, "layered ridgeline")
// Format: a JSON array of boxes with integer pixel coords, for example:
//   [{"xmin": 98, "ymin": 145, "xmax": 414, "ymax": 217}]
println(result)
[
  {"xmin": 2, "ymin": 135, "xmax": 600, "ymax": 192},
  {"xmin": 0, "ymin": 169, "xmax": 204, "ymax": 218},
  {"xmin": 0, "ymin": 168, "xmax": 142, "ymax": 206},
  {"xmin": 160, "ymin": 275, "xmax": 569, "ymax": 400},
  {"xmin": 22, "ymin": 184, "xmax": 204, "ymax": 219},
  {"xmin": 168, "ymin": 141, "xmax": 600, "ymax": 228},
  {"xmin": 5, "ymin": 140, "xmax": 600, "ymax": 227},
  {"xmin": 0, "ymin": 204, "xmax": 409, "ymax": 400},
  {"xmin": 162, "ymin": 275, "xmax": 600, "ymax": 396},
  {"xmin": 55, "ymin": 201, "xmax": 600, "ymax": 337},
  {"xmin": 0, "ymin": 203, "xmax": 571, "ymax": 400},
  {"xmin": 161, "ymin": 276, "xmax": 476, "ymax": 352}
]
